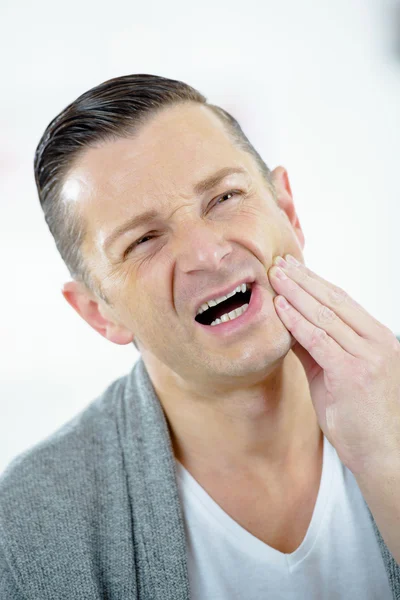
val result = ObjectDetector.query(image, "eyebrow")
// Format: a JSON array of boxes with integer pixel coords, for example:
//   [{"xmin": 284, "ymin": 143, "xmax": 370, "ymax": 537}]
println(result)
[{"xmin": 103, "ymin": 166, "xmax": 249, "ymax": 254}]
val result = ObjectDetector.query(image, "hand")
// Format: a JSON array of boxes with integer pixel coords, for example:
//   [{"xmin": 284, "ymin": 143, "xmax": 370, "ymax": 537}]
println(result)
[{"xmin": 268, "ymin": 254, "xmax": 400, "ymax": 476}]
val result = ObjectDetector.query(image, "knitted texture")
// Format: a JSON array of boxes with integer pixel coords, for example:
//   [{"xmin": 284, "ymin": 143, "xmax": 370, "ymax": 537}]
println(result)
[{"xmin": 1, "ymin": 350, "xmax": 400, "ymax": 599}]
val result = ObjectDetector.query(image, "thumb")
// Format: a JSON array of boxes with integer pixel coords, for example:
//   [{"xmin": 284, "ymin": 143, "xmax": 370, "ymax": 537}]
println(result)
[{"xmin": 292, "ymin": 340, "xmax": 320, "ymax": 384}]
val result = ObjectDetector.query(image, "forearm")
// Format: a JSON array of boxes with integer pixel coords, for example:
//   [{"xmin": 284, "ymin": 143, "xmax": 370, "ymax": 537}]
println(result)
[{"xmin": 354, "ymin": 453, "xmax": 400, "ymax": 565}]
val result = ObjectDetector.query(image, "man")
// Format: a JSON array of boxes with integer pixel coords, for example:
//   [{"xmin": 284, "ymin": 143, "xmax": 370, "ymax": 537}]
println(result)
[{"xmin": 1, "ymin": 74, "xmax": 399, "ymax": 599}]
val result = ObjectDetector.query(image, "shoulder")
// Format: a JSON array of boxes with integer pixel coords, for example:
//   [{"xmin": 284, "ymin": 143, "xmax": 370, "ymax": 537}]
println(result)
[
  {"xmin": 0, "ymin": 365, "xmax": 144, "ymax": 596},
  {"xmin": 0, "ymin": 371, "xmax": 136, "ymax": 594},
  {"xmin": 1, "ymin": 373, "xmax": 126, "ymax": 494},
  {"xmin": 0, "ymin": 371, "xmax": 130, "ymax": 548}
]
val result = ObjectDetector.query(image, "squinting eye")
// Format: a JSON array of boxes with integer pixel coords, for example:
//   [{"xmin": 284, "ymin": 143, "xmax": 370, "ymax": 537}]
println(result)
[
  {"xmin": 123, "ymin": 233, "xmax": 156, "ymax": 257},
  {"xmin": 214, "ymin": 190, "xmax": 241, "ymax": 206},
  {"xmin": 124, "ymin": 190, "xmax": 242, "ymax": 257}
]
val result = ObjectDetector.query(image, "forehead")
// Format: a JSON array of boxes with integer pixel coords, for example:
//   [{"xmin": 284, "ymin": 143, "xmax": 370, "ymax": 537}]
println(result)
[{"xmin": 62, "ymin": 103, "xmax": 258, "ymax": 251}]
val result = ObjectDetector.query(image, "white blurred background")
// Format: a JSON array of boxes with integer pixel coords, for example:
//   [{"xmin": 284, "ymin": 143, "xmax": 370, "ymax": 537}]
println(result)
[{"xmin": 1, "ymin": 0, "xmax": 399, "ymax": 474}]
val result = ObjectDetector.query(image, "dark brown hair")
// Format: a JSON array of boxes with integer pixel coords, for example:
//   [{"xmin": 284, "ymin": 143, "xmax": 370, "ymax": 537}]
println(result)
[{"xmin": 34, "ymin": 74, "xmax": 273, "ymax": 351}]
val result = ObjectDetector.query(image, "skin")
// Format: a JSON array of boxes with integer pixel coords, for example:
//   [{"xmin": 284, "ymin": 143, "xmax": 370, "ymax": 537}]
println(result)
[{"xmin": 62, "ymin": 102, "xmax": 322, "ymax": 495}]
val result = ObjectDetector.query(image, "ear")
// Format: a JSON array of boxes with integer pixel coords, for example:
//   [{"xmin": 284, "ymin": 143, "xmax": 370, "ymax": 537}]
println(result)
[
  {"xmin": 270, "ymin": 166, "xmax": 305, "ymax": 251},
  {"xmin": 62, "ymin": 281, "xmax": 134, "ymax": 346}
]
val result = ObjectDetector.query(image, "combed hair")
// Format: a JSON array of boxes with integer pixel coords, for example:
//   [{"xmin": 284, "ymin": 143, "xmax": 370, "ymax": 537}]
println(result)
[{"xmin": 34, "ymin": 74, "xmax": 273, "ymax": 352}]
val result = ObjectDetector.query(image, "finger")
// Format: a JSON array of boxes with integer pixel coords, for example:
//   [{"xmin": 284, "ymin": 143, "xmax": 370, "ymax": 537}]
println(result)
[
  {"xmin": 273, "ymin": 293, "xmax": 346, "ymax": 372},
  {"xmin": 275, "ymin": 255, "xmax": 385, "ymax": 343},
  {"xmin": 270, "ymin": 264, "xmax": 366, "ymax": 357}
]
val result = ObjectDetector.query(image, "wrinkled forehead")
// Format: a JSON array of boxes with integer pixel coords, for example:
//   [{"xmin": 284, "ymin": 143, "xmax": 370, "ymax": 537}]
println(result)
[{"xmin": 60, "ymin": 103, "xmax": 259, "ymax": 251}]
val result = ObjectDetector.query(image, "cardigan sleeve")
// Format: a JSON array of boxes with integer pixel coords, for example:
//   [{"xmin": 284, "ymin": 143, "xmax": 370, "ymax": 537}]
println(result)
[{"xmin": 0, "ymin": 543, "xmax": 25, "ymax": 600}]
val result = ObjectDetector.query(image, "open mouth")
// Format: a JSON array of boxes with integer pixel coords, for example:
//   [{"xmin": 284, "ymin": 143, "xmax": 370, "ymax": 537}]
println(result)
[{"xmin": 194, "ymin": 284, "xmax": 253, "ymax": 326}]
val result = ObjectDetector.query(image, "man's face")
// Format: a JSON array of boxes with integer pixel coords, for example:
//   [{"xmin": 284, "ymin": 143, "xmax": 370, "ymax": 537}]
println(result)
[{"xmin": 62, "ymin": 103, "xmax": 304, "ymax": 384}]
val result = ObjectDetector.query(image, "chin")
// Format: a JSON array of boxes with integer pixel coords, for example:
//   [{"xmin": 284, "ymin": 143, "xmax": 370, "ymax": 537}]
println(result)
[{"xmin": 273, "ymin": 326, "xmax": 294, "ymax": 359}]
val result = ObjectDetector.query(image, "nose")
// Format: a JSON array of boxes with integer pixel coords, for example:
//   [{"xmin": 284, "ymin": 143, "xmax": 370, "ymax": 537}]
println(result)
[{"xmin": 172, "ymin": 220, "xmax": 233, "ymax": 274}]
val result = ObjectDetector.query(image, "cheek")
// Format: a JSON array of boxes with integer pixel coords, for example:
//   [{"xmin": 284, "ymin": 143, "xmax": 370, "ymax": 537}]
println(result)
[
  {"xmin": 276, "ymin": 214, "xmax": 304, "ymax": 256},
  {"xmin": 236, "ymin": 205, "xmax": 283, "ymax": 244},
  {"xmin": 234, "ymin": 204, "xmax": 301, "ymax": 268}
]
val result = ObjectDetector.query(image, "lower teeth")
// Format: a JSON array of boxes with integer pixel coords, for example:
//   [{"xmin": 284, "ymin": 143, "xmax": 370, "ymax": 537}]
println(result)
[{"xmin": 210, "ymin": 303, "xmax": 249, "ymax": 326}]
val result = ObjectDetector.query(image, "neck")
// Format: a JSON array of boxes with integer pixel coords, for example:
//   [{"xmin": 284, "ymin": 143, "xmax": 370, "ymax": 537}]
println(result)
[{"xmin": 143, "ymin": 349, "xmax": 321, "ymax": 480}]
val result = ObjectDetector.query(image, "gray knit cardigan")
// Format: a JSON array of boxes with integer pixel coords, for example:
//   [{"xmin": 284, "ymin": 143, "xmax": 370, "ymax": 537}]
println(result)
[{"xmin": 1, "ymin": 355, "xmax": 400, "ymax": 599}]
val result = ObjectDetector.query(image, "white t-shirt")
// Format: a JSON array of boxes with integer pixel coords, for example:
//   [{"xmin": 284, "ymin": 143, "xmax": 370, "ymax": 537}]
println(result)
[{"xmin": 175, "ymin": 434, "xmax": 392, "ymax": 599}]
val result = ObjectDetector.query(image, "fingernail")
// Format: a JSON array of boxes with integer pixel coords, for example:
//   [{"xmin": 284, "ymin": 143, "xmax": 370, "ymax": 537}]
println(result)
[{"xmin": 286, "ymin": 254, "xmax": 300, "ymax": 266}]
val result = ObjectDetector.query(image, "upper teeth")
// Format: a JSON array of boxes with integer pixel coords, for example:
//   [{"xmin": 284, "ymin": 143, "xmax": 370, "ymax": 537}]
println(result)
[{"xmin": 196, "ymin": 282, "xmax": 251, "ymax": 316}]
